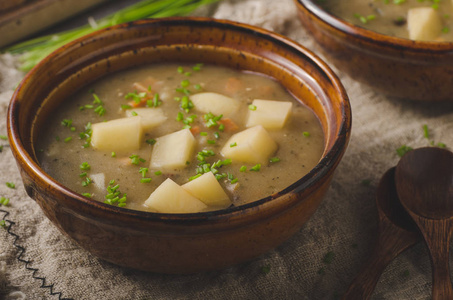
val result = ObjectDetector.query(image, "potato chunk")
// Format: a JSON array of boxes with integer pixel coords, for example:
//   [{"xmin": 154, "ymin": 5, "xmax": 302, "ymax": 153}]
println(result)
[
  {"xmin": 91, "ymin": 117, "xmax": 143, "ymax": 152},
  {"xmin": 150, "ymin": 129, "xmax": 196, "ymax": 170},
  {"xmin": 407, "ymin": 7, "xmax": 442, "ymax": 41},
  {"xmin": 190, "ymin": 92, "xmax": 241, "ymax": 117},
  {"xmin": 221, "ymin": 125, "xmax": 278, "ymax": 164},
  {"xmin": 246, "ymin": 99, "xmax": 292, "ymax": 129},
  {"xmin": 144, "ymin": 178, "xmax": 207, "ymax": 213},
  {"xmin": 125, "ymin": 108, "xmax": 167, "ymax": 131},
  {"xmin": 182, "ymin": 172, "xmax": 231, "ymax": 207}
]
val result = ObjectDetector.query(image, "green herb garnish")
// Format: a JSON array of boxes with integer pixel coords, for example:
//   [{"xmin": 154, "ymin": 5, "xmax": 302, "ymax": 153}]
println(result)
[
  {"xmin": 396, "ymin": 145, "xmax": 413, "ymax": 157},
  {"xmin": 5, "ymin": 182, "xmax": 15, "ymax": 189}
]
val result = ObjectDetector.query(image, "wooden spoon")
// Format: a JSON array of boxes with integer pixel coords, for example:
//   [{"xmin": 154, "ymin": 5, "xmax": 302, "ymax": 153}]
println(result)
[
  {"xmin": 395, "ymin": 147, "xmax": 453, "ymax": 300},
  {"xmin": 342, "ymin": 168, "xmax": 420, "ymax": 299}
]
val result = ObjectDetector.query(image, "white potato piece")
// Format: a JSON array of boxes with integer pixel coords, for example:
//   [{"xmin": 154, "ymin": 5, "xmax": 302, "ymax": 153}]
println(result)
[
  {"xmin": 150, "ymin": 129, "xmax": 196, "ymax": 170},
  {"xmin": 182, "ymin": 172, "xmax": 231, "ymax": 207},
  {"xmin": 190, "ymin": 92, "xmax": 241, "ymax": 117},
  {"xmin": 221, "ymin": 125, "xmax": 278, "ymax": 164},
  {"xmin": 144, "ymin": 178, "xmax": 207, "ymax": 213},
  {"xmin": 407, "ymin": 7, "xmax": 442, "ymax": 41},
  {"xmin": 125, "ymin": 108, "xmax": 167, "ymax": 131},
  {"xmin": 91, "ymin": 117, "xmax": 143, "ymax": 152},
  {"xmin": 246, "ymin": 99, "xmax": 292, "ymax": 129}
]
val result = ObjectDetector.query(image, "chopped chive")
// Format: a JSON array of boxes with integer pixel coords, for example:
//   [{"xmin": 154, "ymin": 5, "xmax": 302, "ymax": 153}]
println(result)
[
  {"xmin": 269, "ymin": 157, "xmax": 280, "ymax": 163},
  {"xmin": 230, "ymin": 142, "xmax": 237, "ymax": 147},
  {"xmin": 261, "ymin": 264, "xmax": 271, "ymax": 274},
  {"xmin": 192, "ymin": 63, "xmax": 203, "ymax": 71},
  {"xmin": 82, "ymin": 193, "xmax": 92, "ymax": 198},
  {"xmin": 422, "ymin": 124, "xmax": 429, "ymax": 139},
  {"xmin": 200, "ymin": 132, "xmax": 208, "ymax": 136},
  {"xmin": 0, "ymin": 197, "xmax": 9, "ymax": 206},
  {"xmin": 248, "ymin": 104, "xmax": 257, "ymax": 111},
  {"xmin": 438, "ymin": 142, "xmax": 447, "ymax": 148},
  {"xmin": 303, "ymin": 131, "xmax": 310, "ymax": 137},
  {"xmin": 207, "ymin": 140, "xmax": 216, "ymax": 144},
  {"xmin": 177, "ymin": 66, "xmax": 184, "ymax": 74},
  {"xmin": 139, "ymin": 167, "xmax": 149, "ymax": 177},
  {"xmin": 154, "ymin": 170, "xmax": 162, "ymax": 176},
  {"xmin": 131, "ymin": 111, "xmax": 138, "ymax": 116},
  {"xmin": 153, "ymin": 93, "xmax": 161, "ymax": 107},
  {"xmin": 189, "ymin": 174, "xmax": 202, "ymax": 181},
  {"xmin": 80, "ymin": 162, "xmax": 91, "ymax": 171},
  {"xmin": 129, "ymin": 154, "xmax": 145, "ymax": 165},
  {"xmin": 214, "ymin": 132, "xmax": 220, "ymax": 139},
  {"xmin": 218, "ymin": 124, "xmax": 225, "ymax": 132},
  {"xmin": 0, "ymin": 220, "xmax": 5, "ymax": 228},
  {"xmin": 230, "ymin": 178, "xmax": 239, "ymax": 184},
  {"xmin": 181, "ymin": 79, "xmax": 190, "ymax": 88},
  {"xmin": 61, "ymin": 119, "xmax": 73, "ymax": 127},
  {"xmin": 111, "ymin": 152, "xmax": 116, "ymax": 157},
  {"xmin": 0, "ymin": 135, "xmax": 7, "ymax": 140},
  {"xmin": 323, "ymin": 251, "xmax": 335, "ymax": 264},
  {"xmin": 194, "ymin": 84, "xmax": 201, "ymax": 90},
  {"xmin": 6, "ymin": 182, "xmax": 15, "ymax": 189},
  {"xmin": 361, "ymin": 179, "xmax": 372, "ymax": 186},
  {"xmin": 79, "ymin": 172, "xmax": 87, "ymax": 178},
  {"xmin": 240, "ymin": 165, "xmax": 247, "ymax": 172},
  {"xmin": 146, "ymin": 139, "xmax": 156, "ymax": 145},
  {"xmin": 140, "ymin": 178, "xmax": 152, "ymax": 183},
  {"xmin": 396, "ymin": 145, "xmax": 413, "ymax": 157},
  {"xmin": 250, "ymin": 164, "xmax": 261, "ymax": 172},
  {"xmin": 64, "ymin": 137, "xmax": 72, "ymax": 143},
  {"xmin": 184, "ymin": 72, "xmax": 192, "ymax": 77}
]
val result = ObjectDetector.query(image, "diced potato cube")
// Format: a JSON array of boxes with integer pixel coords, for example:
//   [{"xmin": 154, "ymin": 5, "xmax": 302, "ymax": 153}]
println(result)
[
  {"xmin": 91, "ymin": 117, "xmax": 143, "ymax": 152},
  {"xmin": 144, "ymin": 178, "xmax": 207, "ymax": 213},
  {"xmin": 150, "ymin": 129, "xmax": 196, "ymax": 170},
  {"xmin": 221, "ymin": 125, "xmax": 278, "ymax": 164},
  {"xmin": 125, "ymin": 108, "xmax": 167, "ymax": 131},
  {"xmin": 246, "ymin": 99, "xmax": 292, "ymax": 129},
  {"xmin": 407, "ymin": 7, "xmax": 442, "ymax": 41},
  {"xmin": 182, "ymin": 172, "xmax": 231, "ymax": 207},
  {"xmin": 190, "ymin": 92, "xmax": 241, "ymax": 117}
]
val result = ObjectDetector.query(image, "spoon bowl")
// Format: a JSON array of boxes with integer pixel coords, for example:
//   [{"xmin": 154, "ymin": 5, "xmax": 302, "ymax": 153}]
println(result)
[
  {"xmin": 396, "ymin": 147, "xmax": 453, "ymax": 299},
  {"xmin": 342, "ymin": 167, "xmax": 420, "ymax": 299}
]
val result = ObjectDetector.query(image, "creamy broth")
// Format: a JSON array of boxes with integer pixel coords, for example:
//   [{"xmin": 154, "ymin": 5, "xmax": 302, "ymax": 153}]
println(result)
[
  {"xmin": 37, "ymin": 64, "xmax": 324, "ymax": 212},
  {"xmin": 322, "ymin": 0, "xmax": 453, "ymax": 41}
]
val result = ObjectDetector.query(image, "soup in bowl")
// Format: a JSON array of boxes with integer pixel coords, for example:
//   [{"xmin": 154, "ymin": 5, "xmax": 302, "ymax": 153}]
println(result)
[
  {"xmin": 295, "ymin": 0, "xmax": 453, "ymax": 101},
  {"xmin": 8, "ymin": 18, "xmax": 351, "ymax": 273}
]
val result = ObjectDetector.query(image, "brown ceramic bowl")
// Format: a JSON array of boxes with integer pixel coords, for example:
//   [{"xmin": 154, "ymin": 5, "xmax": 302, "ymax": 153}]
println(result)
[
  {"xmin": 8, "ymin": 17, "xmax": 351, "ymax": 274},
  {"xmin": 295, "ymin": 0, "xmax": 453, "ymax": 101}
]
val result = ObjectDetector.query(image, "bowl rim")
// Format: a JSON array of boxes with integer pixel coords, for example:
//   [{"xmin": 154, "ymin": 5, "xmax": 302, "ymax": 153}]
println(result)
[
  {"xmin": 295, "ymin": 0, "xmax": 453, "ymax": 53},
  {"xmin": 8, "ymin": 17, "xmax": 351, "ymax": 224}
]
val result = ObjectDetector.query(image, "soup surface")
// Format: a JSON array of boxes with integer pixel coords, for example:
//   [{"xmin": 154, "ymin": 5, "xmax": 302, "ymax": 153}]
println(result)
[
  {"xmin": 37, "ymin": 64, "xmax": 324, "ymax": 213},
  {"xmin": 322, "ymin": 0, "xmax": 453, "ymax": 41}
]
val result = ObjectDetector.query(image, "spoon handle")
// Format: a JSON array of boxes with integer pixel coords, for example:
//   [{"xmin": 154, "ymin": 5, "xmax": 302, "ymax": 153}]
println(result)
[
  {"xmin": 417, "ymin": 218, "xmax": 453, "ymax": 300},
  {"xmin": 342, "ymin": 219, "xmax": 418, "ymax": 300}
]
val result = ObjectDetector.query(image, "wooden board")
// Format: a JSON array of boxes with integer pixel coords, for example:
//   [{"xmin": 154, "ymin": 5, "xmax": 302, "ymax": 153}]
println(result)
[{"xmin": 0, "ymin": 0, "xmax": 109, "ymax": 48}]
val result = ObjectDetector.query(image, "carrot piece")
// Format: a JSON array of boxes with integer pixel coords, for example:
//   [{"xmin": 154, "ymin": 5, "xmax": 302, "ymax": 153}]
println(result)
[
  {"xmin": 218, "ymin": 118, "xmax": 239, "ymax": 132},
  {"xmin": 224, "ymin": 77, "xmax": 244, "ymax": 95},
  {"xmin": 190, "ymin": 125, "xmax": 201, "ymax": 135},
  {"xmin": 128, "ymin": 98, "xmax": 149, "ymax": 108},
  {"xmin": 133, "ymin": 77, "xmax": 157, "ymax": 93}
]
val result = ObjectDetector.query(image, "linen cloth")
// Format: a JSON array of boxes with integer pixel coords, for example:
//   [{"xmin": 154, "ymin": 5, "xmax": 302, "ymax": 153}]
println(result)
[{"xmin": 1, "ymin": 0, "xmax": 452, "ymax": 299}]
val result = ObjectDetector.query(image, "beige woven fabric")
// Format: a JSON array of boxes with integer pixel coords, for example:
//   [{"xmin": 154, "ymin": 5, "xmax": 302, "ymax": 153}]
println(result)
[{"xmin": 1, "ymin": 0, "xmax": 452, "ymax": 299}]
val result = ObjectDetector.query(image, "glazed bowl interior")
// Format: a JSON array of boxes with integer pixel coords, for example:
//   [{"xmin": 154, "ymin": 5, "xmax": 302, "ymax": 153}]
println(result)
[
  {"xmin": 8, "ymin": 18, "xmax": 351, "ymax": 273},
  {"xmin": 295, "ymin": 0, "xmax": 453, "ymax": 101}
]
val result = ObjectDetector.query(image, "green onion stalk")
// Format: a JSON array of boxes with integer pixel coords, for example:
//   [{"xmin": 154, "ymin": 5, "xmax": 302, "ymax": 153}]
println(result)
[{"xmin": 2, "ymin": 0, "xmax": 220, "ymax": 71}]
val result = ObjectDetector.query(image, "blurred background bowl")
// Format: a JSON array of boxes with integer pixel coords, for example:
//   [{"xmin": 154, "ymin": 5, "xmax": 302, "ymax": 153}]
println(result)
[
  {"xmin": 8, "ymin": 17, "xmax": 351, "ymax": 274},
  {"xmin": 295, "ymin": 0, "xmax": 453, "ymax": 101}
]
